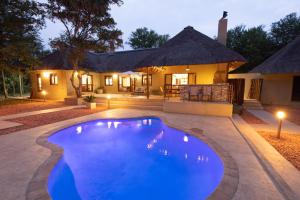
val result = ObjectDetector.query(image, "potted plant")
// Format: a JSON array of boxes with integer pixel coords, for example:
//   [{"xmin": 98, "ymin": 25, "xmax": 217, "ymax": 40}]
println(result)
[{"xmin": 84, "ymin": 95, "xmax": 96, "ymax": 109}]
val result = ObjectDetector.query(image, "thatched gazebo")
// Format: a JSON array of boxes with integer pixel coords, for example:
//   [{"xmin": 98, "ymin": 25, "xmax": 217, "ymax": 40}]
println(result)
[{"xmin": 136, "ymin": 26, "xmax": 246, "ymax": 99}]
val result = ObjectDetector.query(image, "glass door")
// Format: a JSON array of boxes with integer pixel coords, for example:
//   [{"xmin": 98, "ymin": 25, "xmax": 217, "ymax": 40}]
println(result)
[{"xmin": 82, "ymin": 74, "xmax": 93, "ymax": 92}]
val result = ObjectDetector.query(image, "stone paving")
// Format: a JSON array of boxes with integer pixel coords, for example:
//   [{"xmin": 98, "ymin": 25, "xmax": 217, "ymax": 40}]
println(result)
[
  {"xmin": 0, "ymin": 108, "xmax": 287, "ymax": 200},
  {"xmin": 248, "ymin": 109, "xmax": 300, "ymax": 134}
]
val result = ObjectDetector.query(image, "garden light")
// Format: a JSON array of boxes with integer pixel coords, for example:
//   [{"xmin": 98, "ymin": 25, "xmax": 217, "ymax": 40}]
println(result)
[
  {"xmin": 276, "ymin": 111, "xmax": 285, "ymax": 119},
  {"xmin": 276, "ymin": 111, "xmax": 285, "ymax": 139},
  {"xmin": 107, "ymin": 95, "xmax": 111, "ymax": 109},
  {"xmin": 41, "ymin": 90, "xmax": 47, "ymax": 102}
]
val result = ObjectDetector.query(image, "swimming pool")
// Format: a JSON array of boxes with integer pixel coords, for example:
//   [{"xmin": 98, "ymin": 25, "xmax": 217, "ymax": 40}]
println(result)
[{"xmin": 47, "ymin": 117, "xmax": 224, "ymax": 200}]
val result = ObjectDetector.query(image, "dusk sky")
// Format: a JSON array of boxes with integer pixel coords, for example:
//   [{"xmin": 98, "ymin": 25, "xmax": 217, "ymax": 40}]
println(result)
[{"xmin": 40, "ymin": 0, "xmax": 300, "ymax": 50}]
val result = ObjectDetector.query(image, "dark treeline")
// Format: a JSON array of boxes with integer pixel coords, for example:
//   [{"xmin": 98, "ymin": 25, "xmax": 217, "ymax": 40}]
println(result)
[{"xmin": 227, "ymin": 13, "xmax": 300, "ymax": 73}]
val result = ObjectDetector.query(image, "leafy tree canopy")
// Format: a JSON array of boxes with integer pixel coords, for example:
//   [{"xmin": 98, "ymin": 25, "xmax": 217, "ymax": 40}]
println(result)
[
  {"xmin": 47, "ymin": 0, "xmax": 123, "ymax": 66},
  {"xmin": 0, "ymin": 0, "xmax": 45, "ymax": 69},
  {"xmin": 270, "ymin": 12, "xmax": 300, "ymax": 49},
  {"xmin": 46, "ymin": 0, "xmax": 123, "ymax": 97},
  {"xmin": 128, "ymin": 27, "xmax": 170, "ymax": 49}
]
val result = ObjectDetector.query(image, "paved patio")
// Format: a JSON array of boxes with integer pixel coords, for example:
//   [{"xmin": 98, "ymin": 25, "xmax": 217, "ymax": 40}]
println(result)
[
  {"xmin": 0, "ymin": 108, "xmax": 295, "ymax": 200},
  {"xmin": 248, "ymin": 109, "xmax": 300, "ymax": 134}
]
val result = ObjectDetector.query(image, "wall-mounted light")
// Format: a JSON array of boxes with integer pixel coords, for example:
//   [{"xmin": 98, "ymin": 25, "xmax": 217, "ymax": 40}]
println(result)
[
  {"xmin": 74, "ymin": 71, "xmax": 79, "ymax": 77},
  {"xmin": 186, "ymin": 66, "xmax": 190, "ymax": 71},
  {"xmin": 43, "ymin": 71, "xmax": 50, "ymax": 78},
  {"xmin": 113, "ymin": 74, "xmax": 118, "ymax": 79}
]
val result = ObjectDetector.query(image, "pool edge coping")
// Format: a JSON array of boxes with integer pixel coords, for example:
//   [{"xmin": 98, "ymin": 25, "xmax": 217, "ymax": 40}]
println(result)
[{"xmin": 26, "ymin": 115, "xmax": 239, "ymax": 200}]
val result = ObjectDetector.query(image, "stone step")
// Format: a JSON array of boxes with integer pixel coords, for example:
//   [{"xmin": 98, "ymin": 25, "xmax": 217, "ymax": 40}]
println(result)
[
  {"xmin": 109, "ymin": 104, "xmax": 163, "ymax": 111},
  {"xmin": 95, "ymin": 99, "xmax": 163, "ymax": 106},
  {"xmin": 243, "ymin": 99, "xmax": 264, "ymax": 110},
  {"xmin": 243, "ymin": 106, "xmax": 264, "ymax": 110}
]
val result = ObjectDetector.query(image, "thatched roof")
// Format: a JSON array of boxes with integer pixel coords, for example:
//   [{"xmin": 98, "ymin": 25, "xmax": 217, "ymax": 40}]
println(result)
[
  {"xmin": 137, "ymin": 26, "xmax": 246, "ymax": 67},
  {"xmin": 37, "ymin": 26, "xmax": 246, "ymax": 72},
  {"xmin": 37, "ymin": 48, "xmax": 156, "ymax": 72},
  {"xmin": 251, "ymin": 36, "xmax": 300, "ymax": 74},
  {"xmin": 36, "ymin": 48, "xmax": 99, "ymax": 71},
  {"xmin": 94, "ymin": 48, "xmax": 156, "ymax": 72}
]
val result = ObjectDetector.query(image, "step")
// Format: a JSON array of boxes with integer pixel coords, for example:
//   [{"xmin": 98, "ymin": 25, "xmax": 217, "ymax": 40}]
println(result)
[
  {"xmin": 109, "ymin": 104, "xmax": 163, "ymax": 111},
  {"xmin": 243, "ymin": 99, "xmax": 263, "ymax": 110}
]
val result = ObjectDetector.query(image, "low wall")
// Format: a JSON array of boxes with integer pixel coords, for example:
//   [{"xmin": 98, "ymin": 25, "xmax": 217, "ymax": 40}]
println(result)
[{"xmin": 163, "ymin": 101, "xmax": 233, "ymax": 117}]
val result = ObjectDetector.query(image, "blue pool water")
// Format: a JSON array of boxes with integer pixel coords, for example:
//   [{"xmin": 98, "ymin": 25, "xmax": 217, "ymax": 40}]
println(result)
[{"xmin": 48, "ymin": 117, "xmax": 224, "ymax": 200}]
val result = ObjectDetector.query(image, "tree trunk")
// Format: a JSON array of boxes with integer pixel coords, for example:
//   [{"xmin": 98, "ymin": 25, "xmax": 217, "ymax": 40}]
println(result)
[
  {"xmin": 146, "ymin": 66, "xmax": 150, "ymax": 99},
  {"xmin": 1, "ymin": 68, "xmax": 8, "ymax": 98},
  {"xmin": 18, "ymin": 69, "xmax": 23, "ymax": 97},
  {"xmin": 12, "ymin": 81, "xmax": 16, "ymax": 96},
  {"xmin": 70, "ymin": 70, "xmax": 82, "ymax": 98}
]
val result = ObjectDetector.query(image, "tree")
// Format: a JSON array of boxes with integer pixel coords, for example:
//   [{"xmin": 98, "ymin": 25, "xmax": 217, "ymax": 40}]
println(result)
[
  {"xmin": 270, "ymin": 12, "xmax": 300, "ymax": 49},
  {"xmin": 128, "ymin": 27, "xmax": 170, "ymax": 49},
  {"xmin": 0, "ymin": 0, "xmax": 45, "ymax": 98},
  {"xmin": 46, "ymin": 0, "xmax": 123, "ymax": 97},
  {"xmin": 227, "ymin": 25, "xmax": 275, "ymax": 72}
]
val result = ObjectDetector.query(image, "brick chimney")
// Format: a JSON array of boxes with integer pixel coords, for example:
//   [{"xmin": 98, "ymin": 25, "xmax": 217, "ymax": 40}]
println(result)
[{"xmin": 217, "ymin": 11, "xmax": 228, "ymax": 46}]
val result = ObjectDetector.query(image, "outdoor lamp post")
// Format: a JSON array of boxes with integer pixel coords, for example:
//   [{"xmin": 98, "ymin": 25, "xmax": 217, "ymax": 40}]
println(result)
[
  {"xmin": 276, "ymin": 111, "xmax": 285, "ymax": 139},
  {"xmin": 41, "ymin": 90, "xmax": 47, "ymax": 102},
  {"xmin": 107, "ymin": 95, "xmax": 111, "ymax": 109}
]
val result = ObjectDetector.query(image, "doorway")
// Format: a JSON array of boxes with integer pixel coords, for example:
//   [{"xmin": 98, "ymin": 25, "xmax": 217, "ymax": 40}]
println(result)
[
  {"xmin": 82, "ymin": 74, "xmax": 93, "ymax": 92},
  {"xmin": 228, "ymin": 78, "xmax": 245, "ymax": 105}
]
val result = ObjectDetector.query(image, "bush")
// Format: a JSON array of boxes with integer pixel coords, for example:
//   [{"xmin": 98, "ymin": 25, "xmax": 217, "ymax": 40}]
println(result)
[{"xmin": 84, "ymin": 95, "xmax": 96, "ymax": 103}]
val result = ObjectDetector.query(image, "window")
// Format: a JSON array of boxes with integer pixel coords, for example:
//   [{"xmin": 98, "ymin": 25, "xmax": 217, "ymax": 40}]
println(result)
[
  {"xmin": 292, "ymin": 76, "xmax": 300, "ymax": 101},
  {"xmin": 50, "ymin": 74, "xmax": 58, "ymax": 85},
  {"xmin": 105, "ymin": 76, "xmax": 113, "ymax": 86},
  {"xmin": 172, "ymin": 74, "xmax": 188, "ymax": 85},
  {"xmin": 122, "ymin": 77, "xmax": 131, "ymax": 87},
  {"xmin": 37, "ymin": 74, "xmax": 42, "ymax": 91},
  {"xmin": 142, "ymin": 74, "xmax": 152, "ymax": 86},
  {"xmin": 82, "ymin": 74, "xmax": 93, "ymax": 92}
]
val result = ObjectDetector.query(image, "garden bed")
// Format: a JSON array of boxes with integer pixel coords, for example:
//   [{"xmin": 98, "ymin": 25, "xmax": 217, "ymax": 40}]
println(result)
[
  {"xmin": 258, "ymin": 131, "xmax": 300, "ymax": 171},
  {"xmin": 0, "ymin": 106, "xmax": 106, "ymax": 135},
  {"xmin": 0, "ymin": 100, "xmax": 66, "ymax": 115}
]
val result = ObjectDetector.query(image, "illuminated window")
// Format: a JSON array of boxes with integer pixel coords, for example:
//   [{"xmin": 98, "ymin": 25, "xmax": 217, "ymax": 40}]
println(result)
[
  {"xmin": 50, "ymin": 74, "xmax": 58, "ymax": 85},
  {"xmin": 123, "ymin": 77, "xmax": 130, "ymax": 87},
  {"xmin": 105, "ymin": 76, "xmax": 113, "ymax": 86},
  {"xmin": 172, "ymin": 74, "xmax": 188, "ymax": 85},
  {"xmin": 142, "ymin": 74, "xmax": 152, "ymax": 86},
  {"xmin": 37, "ymin": 74, "xmax": 42, "ymax": 91}
]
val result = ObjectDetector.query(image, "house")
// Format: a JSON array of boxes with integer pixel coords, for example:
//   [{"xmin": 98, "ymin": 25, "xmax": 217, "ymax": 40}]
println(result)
[
  {"xmin": 229, "ymin": 35, "xmax": 300, "ymax": 107},
  {"xmin": 30, "ymin": 16, "xmax": 246, "ymax": 102}
]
